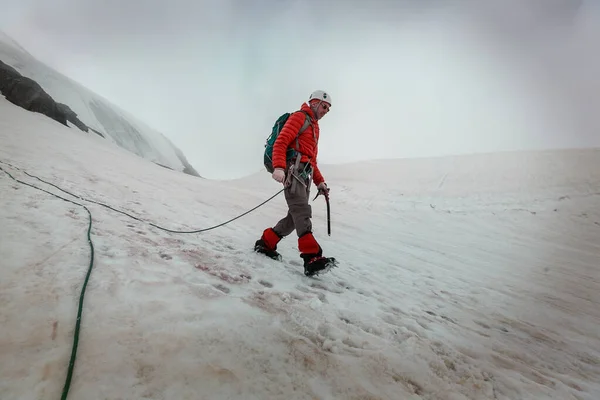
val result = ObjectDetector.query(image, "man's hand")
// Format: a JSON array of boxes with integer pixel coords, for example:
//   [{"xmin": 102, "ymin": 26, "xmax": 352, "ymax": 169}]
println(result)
[
  {"xmin": 272, "ymin": 168, "xmax": 285, "ymax": 184},
  {"xmin": 317, "ymin": 182, "xmax": 330, "ymax": 198}
]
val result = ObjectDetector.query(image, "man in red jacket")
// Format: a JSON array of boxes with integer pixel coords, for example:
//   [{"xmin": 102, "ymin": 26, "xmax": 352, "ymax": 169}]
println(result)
[{"xmin": 254, "ymin": 90, "xmax": 337, "ymax": 276}]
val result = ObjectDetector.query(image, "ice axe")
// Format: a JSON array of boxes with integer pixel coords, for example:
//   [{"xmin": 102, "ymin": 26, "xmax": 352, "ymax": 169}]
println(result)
[{"xmin": 313, "ymin": 188, "xmax": 331, "ymax": 236}]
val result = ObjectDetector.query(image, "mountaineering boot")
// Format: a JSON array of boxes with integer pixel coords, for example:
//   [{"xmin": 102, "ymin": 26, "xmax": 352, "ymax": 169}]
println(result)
[
  {"xmin": 254, "ymin": 228, "xmax": 283, "ymax": 261},
  {"xmin": 254, "ymin": 239, "xmax": 282, "ymax": 261},
  {"xmin": 303, "ymin": 256, "xmax": 338, "ymax": 277},
  {"xmin": 298, "ymin": 232, "xmax": 337, "ymax": 276}
]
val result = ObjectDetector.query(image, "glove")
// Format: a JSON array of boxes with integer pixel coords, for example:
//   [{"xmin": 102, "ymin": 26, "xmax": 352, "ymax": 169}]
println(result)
[{"xmin": 272, "ymin": 168, "xmax": 285, "ymax": 184}]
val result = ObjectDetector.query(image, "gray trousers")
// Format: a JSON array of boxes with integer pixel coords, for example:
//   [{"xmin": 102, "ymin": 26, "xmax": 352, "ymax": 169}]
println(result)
[{"xmin": 273, "ymin": 165, "xmax": 312, "ymax": 238}]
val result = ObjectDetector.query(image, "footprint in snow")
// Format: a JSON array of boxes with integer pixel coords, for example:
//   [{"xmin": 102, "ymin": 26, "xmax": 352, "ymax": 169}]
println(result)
[
  {"xmin": 293, "ymin": 278, "xmax": 344, "ymax": 297},
  {"xmin": 295, "ymin": 285, "xmax": 310, "ymax": 293},
  {"xmin": 387, "ymin": 306, "xmax": 403, "ymax": 314},
  {"xmin": 309, "ymin": 281, "xmax": 344, "ymax": 294},
  {"xmin": 213, "ymin": 284, "xmax": 230, "ymax": 294},
  {"xmin": 473, "ymin": 320, "xmax": 491, "ymax": 329},
  {"xmin": 336, "ymin": 280, "xmax": 353, "ymax": 290},
  {"xmin": 194, "ymin": 264, "xmax": 252, "ymax": 284},
  {"xmin": 425, "ymin": 310, "xmax": 457, "ymax": 324},
  {"xmin": 214, "ymin": 243, "xmax": 238, "ymax": 253},
  {"xmin": 474, "ymin": 319, "xmax": 509, "ymax": 333}
]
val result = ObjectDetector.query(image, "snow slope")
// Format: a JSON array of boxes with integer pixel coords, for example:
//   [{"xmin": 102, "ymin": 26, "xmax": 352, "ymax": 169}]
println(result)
[
  {"xmin": 1, "ymin": 95, "xmax": 599, "ymax": 400},
  {"xmin": 0, "ymin": 30, "xmax": 197, "ymax": 176}
]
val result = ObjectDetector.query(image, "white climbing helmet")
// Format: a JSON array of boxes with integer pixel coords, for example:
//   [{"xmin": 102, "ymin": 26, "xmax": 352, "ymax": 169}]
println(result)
[{"xmin": 309, "ymin": 90, "xmax": 332, "ymax": 106}]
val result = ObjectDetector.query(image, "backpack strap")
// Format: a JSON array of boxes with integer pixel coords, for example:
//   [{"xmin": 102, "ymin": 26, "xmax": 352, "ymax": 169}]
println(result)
[{"xmin": 293, "ymin": 111, "xmax": 313, "ymax": 155}]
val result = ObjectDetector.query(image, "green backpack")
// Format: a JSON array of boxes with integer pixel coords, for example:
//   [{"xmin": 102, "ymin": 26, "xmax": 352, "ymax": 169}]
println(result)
[{"xmin": 263, "ymin": 111, "xmax": 312, "ymax": 173}]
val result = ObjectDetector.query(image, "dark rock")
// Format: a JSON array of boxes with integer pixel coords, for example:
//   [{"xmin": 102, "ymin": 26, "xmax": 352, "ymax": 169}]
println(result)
[
  {"xmin": 88, "ymin": 127, "xmax": 105, "ymax": 138},
  {"xmin": 173, "ymin": 146, "xmax": 202, "ymax": 178},
  {"xmin": 0, "ymin": 60, "xmax": 19, "ymax": 83},
  {"xmin": 56, "ymin": 102, "xmax": 89, "ymax": 132},
  {"xmin": 154, "ymin": 162, "xmax": 173, "ymax": 170},
  {"xmin": 0, "ymin": 59, "xmax": 67, "ymax": 126},
  {"xmin": 0, "ymin": 57, "xmax": 201, "ymax": 178}
]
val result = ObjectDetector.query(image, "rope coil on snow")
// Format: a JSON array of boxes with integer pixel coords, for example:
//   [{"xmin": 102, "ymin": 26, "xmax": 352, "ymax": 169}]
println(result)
[{"xmin": 0, "ymin": 160, "xmax": 283, "ymax": 399}]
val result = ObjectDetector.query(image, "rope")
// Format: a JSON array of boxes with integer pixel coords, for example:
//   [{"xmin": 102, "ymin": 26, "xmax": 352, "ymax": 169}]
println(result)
[
  {"xmin": 0, "ymin": 164, "xmax": 94, "ymax": 400},
  {"xmin": 0, "ymin": 160, "xmax": 283, "ymax": 399},
  {"xmin": 0, "ymin": 161, "xmax": 284, "ymax": 233}
]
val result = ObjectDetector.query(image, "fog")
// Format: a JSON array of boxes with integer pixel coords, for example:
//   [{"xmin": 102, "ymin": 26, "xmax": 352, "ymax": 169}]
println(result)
[{"xmin": 1, "ymin": 0, "xmax": 597, "ymax": 179}]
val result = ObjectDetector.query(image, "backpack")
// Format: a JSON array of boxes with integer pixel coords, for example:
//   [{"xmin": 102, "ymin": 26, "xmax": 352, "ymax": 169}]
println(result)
[{"xmin": 263, "ymin": 111, "xmax": 312, "ymax": 173}]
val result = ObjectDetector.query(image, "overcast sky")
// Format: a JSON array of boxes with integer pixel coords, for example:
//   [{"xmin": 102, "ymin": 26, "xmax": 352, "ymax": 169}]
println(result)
[{"xmin": 0, "ymin": 0, "xmax": 598, "ymax": 179}]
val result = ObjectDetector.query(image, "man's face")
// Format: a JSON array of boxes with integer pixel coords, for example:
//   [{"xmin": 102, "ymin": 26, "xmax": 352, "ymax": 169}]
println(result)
[{"xmin": 312, "ymin": 100, "xmax": 330, "ymax": 120}]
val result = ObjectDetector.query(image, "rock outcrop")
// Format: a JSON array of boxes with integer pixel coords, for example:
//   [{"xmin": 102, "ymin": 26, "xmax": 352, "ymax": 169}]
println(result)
[
  {"xmin": 0, "ymin": 48, "xmax": 201, "ymax": 178},
  {"xmin": 0, "ymin": 59, "xmax": 71, "ymax": 127},
  {"xmin": 56, "ymin": 102, "xmax": 90, "ymax": 133}
]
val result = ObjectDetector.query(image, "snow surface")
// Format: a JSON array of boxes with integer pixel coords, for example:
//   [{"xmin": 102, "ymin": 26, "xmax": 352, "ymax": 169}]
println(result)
[
  {"xmin": 0, "ymin": 30, "xmax": 189, "ymax": 173},
  {"xmin": 1, "ymin": 95, "xmax": 599, "ymax": 400}
]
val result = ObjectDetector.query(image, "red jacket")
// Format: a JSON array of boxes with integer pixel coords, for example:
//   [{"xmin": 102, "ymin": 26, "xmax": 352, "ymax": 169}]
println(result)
[{"xmin": 272, "ymin": 102, "xmax": 325, "ymax": 186}]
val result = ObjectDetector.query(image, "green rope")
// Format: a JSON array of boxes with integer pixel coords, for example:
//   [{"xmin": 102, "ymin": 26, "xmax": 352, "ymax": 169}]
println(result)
[
  {"xmin": 60, "ymin": 206, "xmax": 94, "ymax": 400},
  {"xmin": 0, "ymin": 163, "xmax": 94, "ymax": 400},
  {"xmin": 0, "ymin": 160, "xmax": 285, "ymax": 400}
]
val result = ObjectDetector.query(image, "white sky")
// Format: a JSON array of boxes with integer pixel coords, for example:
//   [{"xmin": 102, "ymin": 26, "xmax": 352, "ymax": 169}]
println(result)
[{"xmin": 0, "ymin": 0, "xmax": 598, "ymax": 179}]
